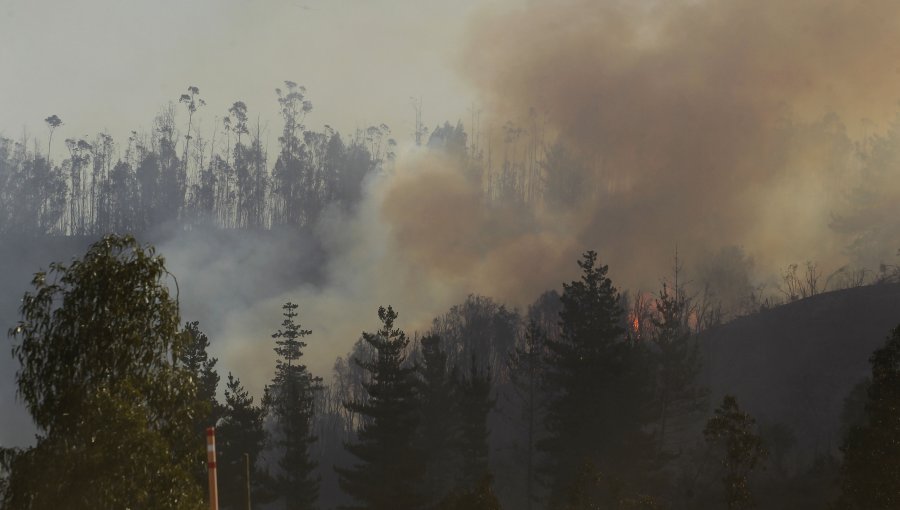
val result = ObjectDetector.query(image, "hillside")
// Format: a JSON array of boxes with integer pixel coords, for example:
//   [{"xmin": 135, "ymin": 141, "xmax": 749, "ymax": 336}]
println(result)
[{"xmin": 701, "ymin": 282, "xmax": 900, "ymax": 464}]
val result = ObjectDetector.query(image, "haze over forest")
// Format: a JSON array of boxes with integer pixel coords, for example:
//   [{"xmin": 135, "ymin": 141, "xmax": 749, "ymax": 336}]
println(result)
[{"xmin": 2, "ymin": 0, "xmax": 900, "ymax": 508}]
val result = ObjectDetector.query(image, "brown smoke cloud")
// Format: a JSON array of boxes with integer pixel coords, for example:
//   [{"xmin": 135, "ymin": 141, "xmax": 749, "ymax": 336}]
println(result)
[
  {"xmin": 378, "ymin": 0, "xmax": 900, "ymax": 302},
  {"xmin": 198, "ymin": 0, "xmax": 900, "ymax": 395}
]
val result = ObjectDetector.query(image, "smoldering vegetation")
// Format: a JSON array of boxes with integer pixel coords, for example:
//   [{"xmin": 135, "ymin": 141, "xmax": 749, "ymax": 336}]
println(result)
[{"xmin": 2, "ymin": 0, "xmax": 900, "ymax": 508}]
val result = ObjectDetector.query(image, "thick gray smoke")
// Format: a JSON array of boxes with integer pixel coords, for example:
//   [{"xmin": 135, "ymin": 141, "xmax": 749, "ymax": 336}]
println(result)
[{"xmin": 6, "ymin": 0, "xmax": 900, "ymax": 449}]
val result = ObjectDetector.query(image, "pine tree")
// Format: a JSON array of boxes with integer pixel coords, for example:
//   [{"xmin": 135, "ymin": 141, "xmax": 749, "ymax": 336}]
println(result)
[
  {"xmin": 457, "ymin": 355, "xmax": 495, "ymax": 490},
  {"xmin": 218, "ymin": 373, "xmax": 273, "ymax": 509},
  {"xmin": 266, "ymin": 302, "xmax": 322, "ymax": 510},
  {"xmin": 336, "ymin": 306, "xmax": 424, "ymax": 510},
  {"xmin": 650, "ymin": 283, "xmax": 706, "ymax": 454},
  {"xmin": 541, "ymin": 251, "xmax": 657, "ymax": 506},
  {"xmin": 417, "ymin": 334, "xmax": 462, "ymax": 506},
  {"xmin": 180, "ymin": 321, "xmax": 222, "ymax": 486},
  {"xmin": 182, "ymin": 321, "xmax": 222, "ymax": 433},
  {"xmin": 837, "ymin": 325, "xmax": 900, "ymax": 509},
  {"xmin": 508, "ymin": 320, "xmax": 547, "ymax": 510}
]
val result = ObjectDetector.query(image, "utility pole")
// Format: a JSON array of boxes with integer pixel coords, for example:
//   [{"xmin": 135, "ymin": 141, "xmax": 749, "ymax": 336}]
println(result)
[
  {"xmin": 243, "ymin": 452, "xmax": 252, "ymax": 510},
  {"xmin": 206, "ymin": 427, "xmax": 219, "ymax": 510}
]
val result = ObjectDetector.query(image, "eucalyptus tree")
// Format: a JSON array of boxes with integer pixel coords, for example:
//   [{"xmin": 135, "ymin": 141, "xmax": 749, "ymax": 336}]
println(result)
[{"xmin": 3, "ymin": 234, "xmax": 205, "ymax": 509}]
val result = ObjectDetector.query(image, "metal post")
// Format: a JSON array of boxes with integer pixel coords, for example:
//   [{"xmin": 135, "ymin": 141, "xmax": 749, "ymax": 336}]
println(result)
[
  {"xmin": 243, "ymin": 452, "xmax": 252, "ymax": 510},
  {"xmin": 206, "ymin": 426, "xmax": 219, "ymax": 510}
]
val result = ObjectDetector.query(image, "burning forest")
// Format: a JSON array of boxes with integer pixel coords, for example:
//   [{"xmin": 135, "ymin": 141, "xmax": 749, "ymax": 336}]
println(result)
[{"xmin": 1, "ymin": 0, "xmax": 900, "ymax": 508}]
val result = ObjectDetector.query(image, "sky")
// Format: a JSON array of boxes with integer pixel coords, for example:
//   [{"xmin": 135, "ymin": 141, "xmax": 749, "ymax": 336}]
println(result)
[{"xmin": 0, "ymin": 0, "xmax": 483, "ymax": 149}]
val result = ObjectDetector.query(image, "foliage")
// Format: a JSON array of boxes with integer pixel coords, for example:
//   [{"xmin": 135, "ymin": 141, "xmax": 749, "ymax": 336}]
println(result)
[
  {"xmin": 703, "ymin": 395, "xmax": 767, "ymax": 509},
  {"xmin": 650, "ymin": 282, "xmax": 707, "ymax": 453},
  {"xmin": 508, "ymin": 319, "xmax": 548, "ymax": 509},
  {"xmin": 435, "ymin": 475, "xmax": 503, "ymax": 510},
  {"xmin": 416, "ymin": 334, "xmax": 462, "ymax": 505},
  {"xmin": 218, "ymin": 373, "xmax": 274, "ymax": 509},
  {"xmin": 265, "ymin": 302, "xmax": 322, "ymax": 510},
  {"xmin": 837, "ymin": 325, "xmax": 900, "ymax": 509},
  {"xmin": 336, "ymin": 306, "xmax": 424, "ymax": 510},
  {"xmin": 4, "ymin": 234, "xmax": 204, "ymax": 509},
  {"xmin": 457, "ymin": 355, "xmax": 495, "ymax": 489},
  {"xmin": 541, "ymin": 251, "xmax": 657, "ymax": 506}
]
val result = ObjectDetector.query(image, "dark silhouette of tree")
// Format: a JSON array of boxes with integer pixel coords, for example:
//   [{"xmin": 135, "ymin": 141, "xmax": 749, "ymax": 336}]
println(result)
[
  {"xmin": 837, "ymin": 325, "xmax": 900, "ymax": 509},
  {"xmin": 416, "ymin": 334, "xmax": 462, "ymax": 506},
  {"xmin": 457, "ymin": 355, "xmax": 495, "ymax": 490},
  {"xmin": 703, "ymin": 395, "xmax": 767, "ymax": 510},
  {"xmin": 508, "ymin": 319, "xmax": 547, "ymax": 510},
  {"xmin": 180, "ymin": 86, "xmax": 205, "ymax": 177},
  {"xmin": 650, "ymin": 282, "xmax": 707, "ymax": 454},
  {"xmin": 272, "ymin": 81, "xmax": 313, "ymax": 226},
  {"xmin": 44, "ymin": 114, "xmax": 62, "ymax": 164},
  {"xmin": 436, "ymin": 475, "xmax": 503, "ymax": 510},
  {"xmin": 218, "ymin": 373, "xmax": 274, "ymax": 509},
  {"xmin": 0, "ymin": 83, "xmax": 388, "ymax": 235},
  {"xmin": 181, "ymin": 321, "xmax": 222, "ymax": 439},
  {"xmin": 3, "ymin": 234, "xmax": 205, "ymax": 509},
  {"xmin": 336, "ymin": 306, "xmax": 424, "ymax": 510},
  {"xmin": 557, "ymin": 460, "xmax": 661, "ymax": 510},
  {"xmin": 265, "ymin": 302, "xmax": 322, "ymax": 510},
  {"xmin": 541, "ymin": 251, "xmax": 657, "ymax": 506},
  {"xmin": 430, "ymin": 294, "xmax": 520, "ymax": 380}
]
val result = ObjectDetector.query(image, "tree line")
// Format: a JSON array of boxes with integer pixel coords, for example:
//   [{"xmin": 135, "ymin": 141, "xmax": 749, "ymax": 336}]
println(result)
[
  {"xmin": 1, "ymin": 235, "xmax": 896, "ymax": 509},
  {"xmin": 0, "ymin": 83, "xmax": 598, "ymax": 238},
  {"xmin": 0, "ymin": 83, "xmax": 393, "ymax": 236}
]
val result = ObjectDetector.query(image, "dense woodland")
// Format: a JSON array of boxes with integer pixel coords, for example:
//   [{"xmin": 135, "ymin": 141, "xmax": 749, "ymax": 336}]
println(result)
[
  {"xmin": 0, "ymin": 85, "xmax": 898, "ymax": 509},
  {"xmin": 0, "ymin": 234, "xmax": 896, "ymax": 509},
  {"xmin": 0, "ymin": 83, "xmax": 550, "ymax": 237}
]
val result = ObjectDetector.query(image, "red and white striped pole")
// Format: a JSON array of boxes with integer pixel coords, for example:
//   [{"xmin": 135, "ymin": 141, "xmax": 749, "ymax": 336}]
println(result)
[{"xmin": 206, "ymin": 426, "xmax": 219, "ymax": 510}]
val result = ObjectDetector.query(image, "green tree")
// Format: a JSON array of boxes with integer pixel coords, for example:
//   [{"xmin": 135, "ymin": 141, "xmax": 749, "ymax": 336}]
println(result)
[
  {"xmin": 179, "ymin": 321, "xmax": 222, "ymax": 488},
  {"xmin": 218, "ymin": 373, "xmax": 273, "ymax": 509},
  {"xmin": 336, "ymin": 306, "xmax": 424, "ymax": 510},
  {"xmin": 265, "ymin": 302, "xmax": 322, "ymax": 510},
  {"xmin": 703, "ymin": 395, "xmax": 767, "ymax": 510},
  {"xmin": 3, "ymin": 234, "xmax": 205, "ymax": 509},
  {"xmin": 182, "ymin": 321, "xmax": 221, "ymax": 434},
  {"xmin": 541, "ymin": 251, "xmax": 657, "ymax": 506},
  {"xmin": 837, "ymin": 325, "xmax": 900, "ymax": 509}
]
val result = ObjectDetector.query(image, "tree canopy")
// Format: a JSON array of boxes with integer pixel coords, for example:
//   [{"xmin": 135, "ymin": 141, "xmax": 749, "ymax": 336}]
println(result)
[{"xmin": 4, "ymin": 234, "xmax": 205, "ymax": 509}]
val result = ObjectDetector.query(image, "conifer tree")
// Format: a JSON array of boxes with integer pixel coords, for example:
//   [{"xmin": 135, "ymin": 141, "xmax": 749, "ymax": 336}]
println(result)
[
  {"xmin": 541, "ymin": 251, "xmax": 657, "ymax": 506},
  {"xmin": 837, "ymin": 325, "xmax": 900, "ymax": 509},
  {"xmin": 336, "ymin": 306, "xmax": 424, "ymax": 510},
  {"xmin": 218, "ymin": 373, "xmax": 272, "ymax": 509},
  {"xmin": 417, "ymin": 334, "xmax": 462, "ymax": 506},
  {"xmin": 650, "ymin": 283, "xmax": 706, "ymax": 453},
  {"xmin": 266, "ymin": 302, "xmax": 322, "ymax": 510},
  {"xmin": 182, "ymin": 321, "xmax": 222, "ymax": 433},
  {"xmin": 508, "ymin": 320, "xmax": 547, "ymax": 510},
  {"xmin": 180, "ymin": 321, "xmax": 222, "ymax": 485},
  {"xmin": 457, "ymin": 355, "xmax": 495, "ymax": 490}
]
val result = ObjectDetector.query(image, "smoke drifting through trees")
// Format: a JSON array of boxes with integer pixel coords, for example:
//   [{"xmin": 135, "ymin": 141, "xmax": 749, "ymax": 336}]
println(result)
[
  {"xmin": 4, "ymin": 0, "xmax": 900, "ymax": 486},
  {"xmin": 446, "ymin": 0, "xmax": 900, "ymax": 291}
]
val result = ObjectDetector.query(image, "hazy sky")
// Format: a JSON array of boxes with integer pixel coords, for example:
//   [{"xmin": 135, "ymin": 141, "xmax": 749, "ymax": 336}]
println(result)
[{"xmin": 0, "ymin": 0, "xmax": 484, "ymax": 148}]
